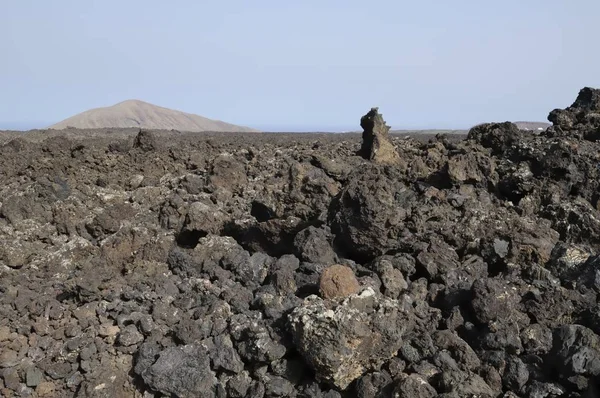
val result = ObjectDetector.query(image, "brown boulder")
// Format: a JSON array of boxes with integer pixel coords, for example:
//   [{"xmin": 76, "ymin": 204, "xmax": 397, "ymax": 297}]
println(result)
[{"xmin": 319, "ymin": 265, "xmax": 360, "ymax": 299}]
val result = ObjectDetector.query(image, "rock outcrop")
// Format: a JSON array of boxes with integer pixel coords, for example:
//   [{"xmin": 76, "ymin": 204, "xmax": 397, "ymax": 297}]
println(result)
[{"xmin": 359, "ymin": 107, "xmax": 402, "ymax": 165}]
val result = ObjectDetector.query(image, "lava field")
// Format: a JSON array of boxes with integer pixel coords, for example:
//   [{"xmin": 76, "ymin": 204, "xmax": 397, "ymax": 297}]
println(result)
[{"xmin": 2, "ymin": 88, "xmax": 600, "ymax": 397}]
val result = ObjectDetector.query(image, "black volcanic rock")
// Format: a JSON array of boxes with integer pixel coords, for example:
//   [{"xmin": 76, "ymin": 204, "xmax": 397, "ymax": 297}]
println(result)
[
  {"xmin": 137, "ymin": 344, "xmax": 218, "ymax": 398},
  {"xmin": 330, "ymin": 164, "xmax": 415, "ymax": 262},
  {"xmin": 466, "ymin": 121, "xmax": 521, "ymax": 156},
  {"xmin": 548, "ymin": 87, "xmax": 600, "ymax": 131},
  {"xmin": 132, "ymin": 128, "xmax": 159, "ymax": 151},
  {"xmin": 548, "ymin": 325, "xmax": 600, "ymax": 391}
]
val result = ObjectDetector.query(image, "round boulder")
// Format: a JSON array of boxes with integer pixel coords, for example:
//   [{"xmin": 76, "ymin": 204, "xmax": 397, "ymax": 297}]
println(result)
[{"xmin": 319, "ymin": 264, "xmax": 360, "ymax": 299}]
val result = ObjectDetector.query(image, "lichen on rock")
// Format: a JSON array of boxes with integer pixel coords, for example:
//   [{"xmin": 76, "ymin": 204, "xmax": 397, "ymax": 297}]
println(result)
[{"xmin": 288, "ymin": 287, "xmax": 415, "ymax": 389}]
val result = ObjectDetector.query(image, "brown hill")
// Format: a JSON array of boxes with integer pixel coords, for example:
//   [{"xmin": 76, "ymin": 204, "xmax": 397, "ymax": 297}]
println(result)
[{"xmin": 48, "ymin": 100, "xmax": 258, "ymax": 132}]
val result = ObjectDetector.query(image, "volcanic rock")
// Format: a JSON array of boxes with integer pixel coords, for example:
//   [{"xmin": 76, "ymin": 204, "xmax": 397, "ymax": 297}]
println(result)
[
  {"xmin": 393, "ymin": 374, "xmax": 437, "ymax": 397},
  {"xmin": 549, "ymin": 325, "xmax": 600, "ymax": 388},
  {"xmin": 137, "ymin": 344, "xmax": 218, "ymax": 398},
  {"xmin": 319, "ymin": 264, "xmax": 360, "ymax": 299},
  {"xmin": 467, "ymin": 122, "xmax": 521, "ymax": 156},
  {"xmin": 294, "ymin": 226, "xmax": 337, "ymax": 264},
  {"xmin": 330, "ymin": 165, "xmax": 414, "ymax": 261},
  {"xmin": 359, "ymin": 107, "xmax": 401, "ymax": 165},
  {"xmin": 132, "ymin": 129, "xmax": 159, "ymax": 151},
  {"xmin": 288, "ymin": 288, "xmax": 415, "ymax": 389},
  {"xmin": 548, "ymin": 87, "xmax": 600, "ymax": 131}
]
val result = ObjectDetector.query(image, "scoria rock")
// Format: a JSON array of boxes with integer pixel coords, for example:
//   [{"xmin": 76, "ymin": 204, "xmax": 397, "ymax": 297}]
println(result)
[
  {"xmin": 288, "ymin": 288, "xmax": 415, "ymax": 389},
  {"xmin": 138, "ymin": 344, "xmax": 218, "ymax": 398},
  {"xmin": 319, "ymin": 264, "xmax": 360, "ymax": 299},
  {"xmin": 132, "ymin": 129, "xmax": 160, "ymax": 152}
]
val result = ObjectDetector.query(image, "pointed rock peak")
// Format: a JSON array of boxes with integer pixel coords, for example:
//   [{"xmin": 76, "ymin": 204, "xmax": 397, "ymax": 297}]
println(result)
[
  {"xmin": 571, "ymin": 87, "xmax": 600, "ymax": 111},
  {"xmin": 548, "ymin": 86, "xmax": 600, "ymax": 133},
  {"xmin": 359, "ymin": 107, "xmax": 401, "ymax": 165}
]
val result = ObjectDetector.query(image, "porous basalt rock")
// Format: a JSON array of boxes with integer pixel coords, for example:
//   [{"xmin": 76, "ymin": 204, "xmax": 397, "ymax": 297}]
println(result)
[
  {"xmin": 132, "ymin": 129, "xmax": 159, "ymax": 151},
  {"xmin": 329, "ymin": 164, "xmax": 415, "ymax": 262},
  {"xmin": 288, "ymin": 288, "xmax": 415, "ymax": 389},
  {"xmin": 319, "ymin": 264, "xmax": 360, "ymax": 299},
  {"xmin": 548, "ymin": 87, "xmax": 600, "ymax": 132},
  {"xmin": 137, "ymin": 344, "xmax": 218, "ymax": 398}
]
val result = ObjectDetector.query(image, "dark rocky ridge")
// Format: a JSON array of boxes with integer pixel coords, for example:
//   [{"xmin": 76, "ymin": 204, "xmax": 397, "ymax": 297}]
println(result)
[{"xmin": 1, "ymin": 88, "xmax": 600, "ymax": 397}]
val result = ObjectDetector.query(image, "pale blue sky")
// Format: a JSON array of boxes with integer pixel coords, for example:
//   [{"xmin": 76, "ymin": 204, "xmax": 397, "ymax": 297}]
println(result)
[{"xmin": 1, "ymin": 0, "xmax": 599, "ymax": 131}]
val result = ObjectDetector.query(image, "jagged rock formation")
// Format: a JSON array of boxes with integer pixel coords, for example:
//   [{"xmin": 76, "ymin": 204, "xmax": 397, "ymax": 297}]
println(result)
[
  {"xmin": 2, "ymin": 88, "xmax": 600, "ymax": 397},
  {"xmin": 548, "ymin": 86, "xmax": 600, "ymax": 140},
  {"xmin": 359, "ymin": 107, "xmax": 402, "ymax": 165}
]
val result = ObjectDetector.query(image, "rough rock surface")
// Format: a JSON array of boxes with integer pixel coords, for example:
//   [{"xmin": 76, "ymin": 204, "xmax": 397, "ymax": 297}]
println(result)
[
  {"xmin": 288, "ymin": 288, "xmax": 415, "ymax": 389},
  {"xmin": 359, "ymin": 107, "xmax": 402, "ymax": 165},
  {"xmin": 1, "ymin": 88, "xmax": 600, "ymax": 397},
  {"xmin": 319, "ymin": 264, "xmax": 360, "ymax": 299},
  {"xmin": 132, "ymin": 128, "xmax": 159, "ymax": 152}
]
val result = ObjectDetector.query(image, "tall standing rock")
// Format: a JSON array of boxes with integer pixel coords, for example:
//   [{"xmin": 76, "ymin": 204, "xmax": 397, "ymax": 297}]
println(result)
[{"xmin": 359, "ymin": 107, "xmax": 401, "ymax": 165}]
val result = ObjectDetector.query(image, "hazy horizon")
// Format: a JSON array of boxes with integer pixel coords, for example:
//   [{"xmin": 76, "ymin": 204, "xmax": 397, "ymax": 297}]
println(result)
[
  {"xmin": 0, "ymin": 120, "xmax": 473, "ymax": 133},
  {"xmin": 2, "ymin": 1, "xmax": 599, "ymax": 131},
  {"xmin": 0, "ymin": 99, "xmax": 494, "ymax": 132}
]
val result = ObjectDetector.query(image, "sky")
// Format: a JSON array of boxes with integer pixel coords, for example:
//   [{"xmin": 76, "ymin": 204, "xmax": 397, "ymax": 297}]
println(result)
[{"xmin": 1, "ymin": 1, "xmax": 599, "ymax": 132}]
